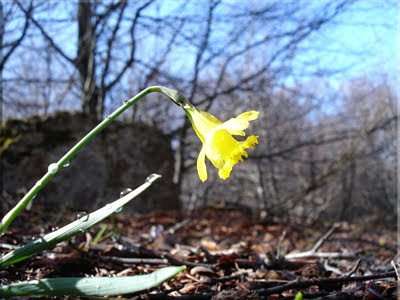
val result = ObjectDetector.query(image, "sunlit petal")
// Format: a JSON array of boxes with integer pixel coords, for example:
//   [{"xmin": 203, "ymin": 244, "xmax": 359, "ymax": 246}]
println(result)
[
  {"xmin": 185, "ymin": 106, "xmax": 260, "ymax": 181},
  {"xmin": 197, "ymin": 146, "xmax": 208, "ymax": 182},
  {"xmin": 236, "ymin": 110, "xmax": 259, "ymax": 121},
  {"xmin": 218, "ymin": 110, "xmax": 259, "ymax": 136}
]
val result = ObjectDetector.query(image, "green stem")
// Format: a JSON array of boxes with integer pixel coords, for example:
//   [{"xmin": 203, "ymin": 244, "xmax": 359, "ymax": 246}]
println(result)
[{"xmin": 0, "ymin": 86, "xmax": 188, "ymax": 235}]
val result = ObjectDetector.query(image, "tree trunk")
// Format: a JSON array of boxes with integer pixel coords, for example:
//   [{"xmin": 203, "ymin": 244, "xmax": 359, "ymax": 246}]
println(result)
[
  {"xmin": 0, "ymin": 0, "xmax": 3, "ymax": 123},
  {"xmin": 77, "ymin": 0, "xmax": 99, "ymax": 119}
]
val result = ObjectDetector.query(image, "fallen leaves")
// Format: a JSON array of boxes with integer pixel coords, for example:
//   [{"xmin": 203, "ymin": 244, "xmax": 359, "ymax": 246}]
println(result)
[{"xmin": 0, "ymin": 207, "xmax": 397, "ymax": 299}]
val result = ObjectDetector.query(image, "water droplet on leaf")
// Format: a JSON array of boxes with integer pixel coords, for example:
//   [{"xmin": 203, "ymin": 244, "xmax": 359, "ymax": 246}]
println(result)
[
  {"xmin": 119, "ymin": 188, "xmax": 132, "ymax": 198},
  {"xmin": 77, "ymin": 211, "xmax": 89, "ymax": 222},
  {"xmin": 63, "ymin": 161, "xmax": 70, "ymax": 168},
  {"xmin": 145, "ymin": 174, "xmax": 161, "ymax": 183},
  {"xmin": 48, "ymin": 163, "xmax": 58, "ymax": 174},
  {"xmin": 114, "ymin": 206, "xmax": 123, "ymax": 213},
  {"xmin": 32, "ymin": 236, "xmax": 43, "ymax": 244}
]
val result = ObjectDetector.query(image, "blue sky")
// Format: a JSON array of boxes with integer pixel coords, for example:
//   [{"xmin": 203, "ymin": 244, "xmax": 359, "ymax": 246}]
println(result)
[
  {"xmin": 291, "ymin": 0, "xmax": 397, "ymax": 85},
  {"xmin": 6, "ymin": 0, "xmax": 396, "ymax": 84},
  {"xmin": 2, "ymin": 0, "xmax": 397, "ymax": 120}
]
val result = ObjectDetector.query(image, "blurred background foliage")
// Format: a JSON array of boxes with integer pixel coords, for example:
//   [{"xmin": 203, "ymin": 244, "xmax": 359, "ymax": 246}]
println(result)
[{"xmin": 0, "ymin": 0, "xmax": 397, "ymax": 224}]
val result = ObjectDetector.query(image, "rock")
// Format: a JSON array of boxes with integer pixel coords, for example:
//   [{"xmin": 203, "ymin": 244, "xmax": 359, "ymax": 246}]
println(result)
[{"xmin": 1, "ymin": 111, "xmax": 179, "ymax": 214}]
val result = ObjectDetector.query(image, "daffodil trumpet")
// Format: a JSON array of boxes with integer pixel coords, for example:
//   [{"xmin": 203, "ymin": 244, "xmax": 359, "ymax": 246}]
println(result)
[{"xmin": 184, "ymin": 104, "xmax": 259, "ymax": 181}]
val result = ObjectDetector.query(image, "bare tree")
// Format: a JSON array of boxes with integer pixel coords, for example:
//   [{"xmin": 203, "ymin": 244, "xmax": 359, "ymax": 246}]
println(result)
[
  {"xmin": 14, "ymin": 0, "xmax": 158, "ymax": 119},
  {"xmin": 0, "ymin": 0, "xmax": 33, "ymax": 122},
  {"xmin": 4, "ymin": 0, "xmax": 395, "ymax": 223}
]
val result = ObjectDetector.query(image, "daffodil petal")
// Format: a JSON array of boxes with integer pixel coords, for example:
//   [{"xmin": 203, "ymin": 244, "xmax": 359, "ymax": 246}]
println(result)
[
  {"xmin": 217, "ymin": 135, "xmax": 259, "ymax": 180},
  {"xmin": 236, "ymin": 110, "xmax": 259, "ymax": 121},
  {"xmin": 218, "ymin": 160, "xmax": 233, "ymax": 180},
  {"xmin": 185, "ymin": 106, "xmax": 260, "ymax": 182},
  {"xmin": 204, "ymin": 130, "xmax": 226, "ymax": 169},
  {"xmin": 197, "ymin": 146, "xmax": 208, "ymax": 182},
  {"xmin": 243, "ymin": 135, "xmax": 259, "ymax": 149},
  {"xmin": 218, "ymin": 118, "xmax": 247, "ymax": 136},
  {"xmin": 219, "ymin": 110, "xmax": 260, "ymax": 136}
]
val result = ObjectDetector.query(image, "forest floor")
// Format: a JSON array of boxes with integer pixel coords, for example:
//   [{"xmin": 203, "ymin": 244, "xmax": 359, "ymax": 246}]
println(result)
[{"xmin": 1, "ymin": 206, "xmax": 398, "ymax": 299}]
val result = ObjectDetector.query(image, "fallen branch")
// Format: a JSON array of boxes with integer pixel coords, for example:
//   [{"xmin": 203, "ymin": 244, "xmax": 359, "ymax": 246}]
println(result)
[
  {"xmin": 286, "ymin": 251, "xmax": 357, "ymax": 260},
  {"xmin": 310, "ymin": 223, "xmax": 341, "ymax": 253},
  {"xmin": 148, "ymin": 274, "xmax": 247, "ymax": 300},
  {"xmin": 345, "ymin": 258, "xmax": 362, "ymax": 276},
  {"xmin": 391, "ymin": 259, "xmax": 399, "ymax": 280},
  {"xmin": 323, "ymin": 258, "xmax": 361, "ymax": 276},
  {"xmin": 285, "ymin": 223, "xmax": 356, "ymax": 260},
  {"xmin": 165, "ymin": 220, "xmax": 191, "ymax": 235},
  {"xmin": 257, "ymin": 271, "xmax": 397, "ymax": 296}
]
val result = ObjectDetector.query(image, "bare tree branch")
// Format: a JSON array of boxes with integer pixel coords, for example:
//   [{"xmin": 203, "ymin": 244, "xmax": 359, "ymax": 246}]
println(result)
[
  {"xmin": 15, "ymin": 0, "xmax": 75, "ymax": 65},
  {"xmin": 0, "ymin": 1, "xmax": 32, "ymax": 70},
  {"xmin": 104, "ymin": 0, "xmax": 155, "ymax": 91}
]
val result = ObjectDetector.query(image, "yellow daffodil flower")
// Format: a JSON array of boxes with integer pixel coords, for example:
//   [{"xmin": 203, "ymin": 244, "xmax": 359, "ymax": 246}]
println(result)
[{"xmin": 184, "ymin": 106, "xmax": 259, "ymax": 181}]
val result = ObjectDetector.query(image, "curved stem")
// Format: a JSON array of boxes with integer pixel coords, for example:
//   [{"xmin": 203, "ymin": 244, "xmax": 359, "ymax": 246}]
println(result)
[{"xmin": 0, "ymin": 86, "xmax": 188, "ymax": 235}]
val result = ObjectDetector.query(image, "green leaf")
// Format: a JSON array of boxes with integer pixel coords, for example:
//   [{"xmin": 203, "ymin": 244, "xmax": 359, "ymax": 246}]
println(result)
[
  {"xmin": 294, "ymin": 291, "xmax": 303, "ymax": 300},
  {"xmin": 92, "ymin": 223, "xmax": 108, "ymax": 245},
  {"xmin": 0, "ymin": 266, "xmax": 185, "ymax": 297},
  {"xmin": 0, "ymin": 174, "xmax": 161, "ymax": 268}
]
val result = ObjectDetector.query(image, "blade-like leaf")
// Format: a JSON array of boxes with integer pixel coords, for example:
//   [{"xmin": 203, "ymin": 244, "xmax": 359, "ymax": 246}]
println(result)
[
  {"xmin": 0, "ymin": 174, "xmax": 161, "ymax": 268},
  {"xmin": 0, "ymin": 266, "xmax": 185, "ymax": 297}
]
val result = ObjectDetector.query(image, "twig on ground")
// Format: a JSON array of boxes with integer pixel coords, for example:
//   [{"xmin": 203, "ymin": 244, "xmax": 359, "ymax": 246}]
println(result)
[
  {"xmin": 286, "ymin": 251, "xmax": 356, "ymax": 260},
  {"xmin": 285, "ymin": 223, "xmax": 356, "ymax": 260},
  {"xmin": 323, "ymin": 258, "xmax": 361, "ymax": 276},
  {"xmin": 276, "ymin": 229, "xmax": 287, "ymax": 258},
  {"xmin": 345, "ymin": 258, "xmax": 362, "ymax": 276},
  {"xmin": 310, "ymin": 223, "xmax": 341, "ymax": 253},
  {"xmin": 323, "ymin": 260, "xmax": 343, "ymax": 275},
  {"xmin": 390, "ymin": 259, "xmax": 399, "ymax": 280},
  {"xmin": 165, "ymin": 220, "xmax": 191, "ymax": 235},
  {"xmin": 148, "ymin": 273, "xmax": 248, "ymax": 300},
  {"xmin": 257, "ymin": 271, "xmax": 397, "ymax": 296},
  {"xmin": 312, "ymin": 291, "xmax": 359, "ymax": 300},
  {"xmin": 163, "ymin": 253, "xmax": 213, "ymax": 268}
]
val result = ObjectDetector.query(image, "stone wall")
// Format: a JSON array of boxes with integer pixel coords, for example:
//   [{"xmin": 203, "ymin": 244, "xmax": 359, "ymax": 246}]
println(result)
[{"xmin": 1, "ymin": 111, "xmax": 179, "ymax": 214}]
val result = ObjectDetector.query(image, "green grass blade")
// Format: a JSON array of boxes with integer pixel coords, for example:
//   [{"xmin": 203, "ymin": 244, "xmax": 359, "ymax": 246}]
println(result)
[
  {"xmin": 0, "ymin": 174, "xmax": 161, "ymax": 268},
  {"xmin": 0, "ymin": 266, "xmax": 185, "ymax": 297},
  {"xmin": 92, "ymin": 223, "xmax": 108, "ymax": 245}
]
